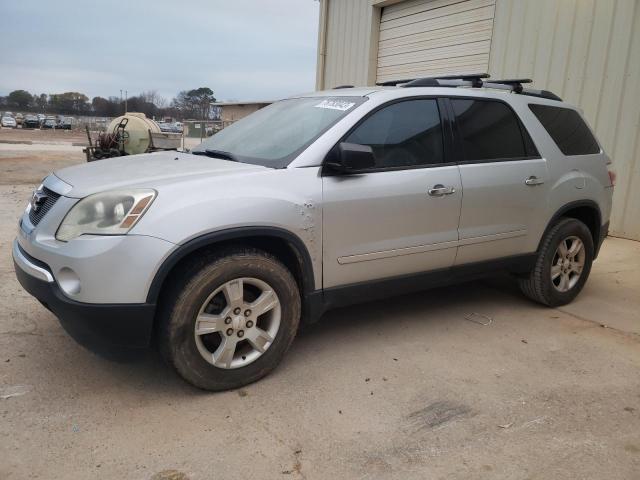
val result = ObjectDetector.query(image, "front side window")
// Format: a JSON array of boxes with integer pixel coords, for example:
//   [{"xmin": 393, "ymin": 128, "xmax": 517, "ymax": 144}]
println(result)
[
  {"xmin": 451, "ymin": 99, "xmax": 535, "ymax": 161},
  {"xmin": 529, "ymin": 104, "xmax": 600, "ymax": 156},
  {"xmin": 344, "ymin": 99, "xmax": 444, "ymax": 169}
]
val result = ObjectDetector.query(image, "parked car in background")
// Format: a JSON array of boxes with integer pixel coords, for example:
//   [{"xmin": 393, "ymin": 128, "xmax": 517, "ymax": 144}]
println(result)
[
  {"xmin": 23, "ymin": 114, "xmax": 40, "ymax": 129},
  {"xmin": 37, "ymin": 114, "xmax": 46, "ymax": 126},
  {"xmin": 157, "ymin": 122, "xmax": 174, "ymax": 133},
  {"xmin": 15, "ymin": 113, "xmax": 24, "ymax": 126},
  {"xmin": 42, "ymin": 118, "xmax": 57, "ymax": 129},
  {"xmin": 60, "ymin": 117, "xmax": 75, "ymax": 130},
  {"xmin": 1, "ymin": 116, "xmax": 17, "ymax": 128},
  {"xmin": 174, "ymin": 122, "xmax": 184, "ymax": 133}
]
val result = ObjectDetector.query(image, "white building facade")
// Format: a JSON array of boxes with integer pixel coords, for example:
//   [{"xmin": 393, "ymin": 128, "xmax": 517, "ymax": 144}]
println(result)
[{"xmin": 316, "ymin": 0, "xmax": 640, "ymax": 240}]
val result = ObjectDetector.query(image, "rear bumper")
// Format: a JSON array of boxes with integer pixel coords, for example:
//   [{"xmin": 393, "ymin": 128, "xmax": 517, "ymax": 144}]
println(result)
[
  {"xmin": 595, "ymin": 221, "xmax": 609, "ymax": 259},
  {"xmin": 13, "ymin": 240, "xmax": 155, "ymax": 351}
]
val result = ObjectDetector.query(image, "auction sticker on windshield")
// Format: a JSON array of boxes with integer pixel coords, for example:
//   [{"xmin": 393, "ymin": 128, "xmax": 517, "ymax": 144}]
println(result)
[{"xmin": 314, "ymin": 99, "xmax": 356, "ymax": 111}]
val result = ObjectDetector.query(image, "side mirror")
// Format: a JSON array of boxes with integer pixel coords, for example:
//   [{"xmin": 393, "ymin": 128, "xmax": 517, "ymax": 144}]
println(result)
[{"xmin": 325, "ymin": 142, "xmax": 376, "ymax": 174}]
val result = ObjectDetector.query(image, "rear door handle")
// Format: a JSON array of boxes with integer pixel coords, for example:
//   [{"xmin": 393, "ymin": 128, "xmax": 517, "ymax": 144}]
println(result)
[
  {"xmin": 525, "ymin": 175, "xmax": 544, "ymax": 186},
  {"xmin": 428, "ymin": 184, "xmax": 456, "ymax": 196}
]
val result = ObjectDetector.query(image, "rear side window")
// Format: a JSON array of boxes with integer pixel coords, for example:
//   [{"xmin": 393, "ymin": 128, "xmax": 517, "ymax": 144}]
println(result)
[
  {"xmin": 451, "ymin": 99, "xmax": 537, "ymax": 161},
  {"xmin": 529, "ymin": 104, "xmax": 600, "ymax": 155},
  {"xmin": 345, "ymin": 99, "xmax": 444, "ymax": 169}
]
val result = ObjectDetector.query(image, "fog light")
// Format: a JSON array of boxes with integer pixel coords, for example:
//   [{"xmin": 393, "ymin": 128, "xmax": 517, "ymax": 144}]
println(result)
[{"xmin": 57, "ymin": 267, "xmax": 81, "ymax": 295}]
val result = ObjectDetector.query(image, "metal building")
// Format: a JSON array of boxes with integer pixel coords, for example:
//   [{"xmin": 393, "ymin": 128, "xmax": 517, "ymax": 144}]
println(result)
[
  {"xmin": 316, "ymin": 0, "xmax": 640, "ymax": 240},
  {"xmin": 211, "ymin": 101, "xmax": 272, "ymax": 126}
]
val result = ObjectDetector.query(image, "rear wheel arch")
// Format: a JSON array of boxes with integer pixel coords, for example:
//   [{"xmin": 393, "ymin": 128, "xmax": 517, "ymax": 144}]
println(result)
[
  {"xmin": 540, "ymin": 201, "xmax": 601, "ymax": 256},
  {"xmin": 147, "ymin": 227, "xmax": 316, "ymax": 306}
]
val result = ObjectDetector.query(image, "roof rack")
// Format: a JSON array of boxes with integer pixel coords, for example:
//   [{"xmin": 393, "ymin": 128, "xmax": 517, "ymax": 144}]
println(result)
[
  {"xmin": 377, "ymin": 73, "xmax": 562, "ymax": 101},
  {"xmin": 403, "ymin": 73, "xmax": 489, "ymax": 88},
  {"xmin": 481, "ymin": 79, "xmax": 562, "ymax": 101},
  {"xmin": 333, "ymin": 85, "xmax": 354, "ymax": 89},
  {"xmin": 485, "ymin": 78, "xmax": 532, "ymax": 93},
  {"xmin": 377, "ymin": 73, "xmax": 489, "ymax": 87}
]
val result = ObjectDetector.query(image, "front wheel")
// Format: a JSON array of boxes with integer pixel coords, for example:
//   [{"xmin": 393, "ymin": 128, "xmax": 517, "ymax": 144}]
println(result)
[
  {"xmin": 158, "ymin": 248, "xmax": 301, "ymax": 391},
  {"xmin": 519, "ymin": 217, "xmax": 594, "ymax": 307}
]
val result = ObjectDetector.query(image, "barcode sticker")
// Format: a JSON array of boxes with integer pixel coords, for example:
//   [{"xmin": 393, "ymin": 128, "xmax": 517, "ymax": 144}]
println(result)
[{"xmin": 314, "ymin": 99, "xmax": 356, "ymax": 111}]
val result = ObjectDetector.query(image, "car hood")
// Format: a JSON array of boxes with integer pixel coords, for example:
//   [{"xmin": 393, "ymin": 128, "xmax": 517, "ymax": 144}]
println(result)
[{"xmin": 53, "ymin": 151, "xmax": 268, "ymax": 198}]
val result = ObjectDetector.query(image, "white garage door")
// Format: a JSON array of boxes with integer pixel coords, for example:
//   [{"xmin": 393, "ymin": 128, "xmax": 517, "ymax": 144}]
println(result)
[{"xmin": 377, "ymin": 0, "xmax": 496, "ymax": 83}]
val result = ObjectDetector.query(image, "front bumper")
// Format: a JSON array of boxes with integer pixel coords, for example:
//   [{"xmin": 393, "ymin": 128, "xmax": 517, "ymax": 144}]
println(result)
[{"xmin": 13, "ymin": 240, "xmax": 155, "ymax": 350}]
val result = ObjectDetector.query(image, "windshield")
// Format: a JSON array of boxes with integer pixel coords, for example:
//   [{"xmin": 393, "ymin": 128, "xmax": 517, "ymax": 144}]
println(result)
[{"xmin": 192, "ymin": 96, "xmax": 366, "ymax": 168}]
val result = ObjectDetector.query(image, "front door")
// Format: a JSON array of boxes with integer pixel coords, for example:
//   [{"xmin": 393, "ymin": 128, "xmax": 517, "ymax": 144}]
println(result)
[{"xmin": 322, "ymin": 98, "xmax": 462, "ymax": 288}]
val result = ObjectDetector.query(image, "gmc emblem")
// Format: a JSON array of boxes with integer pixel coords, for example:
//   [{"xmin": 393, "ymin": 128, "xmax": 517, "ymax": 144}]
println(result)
[{"xmin": 30, "ymin": 189, "xmax": 48, "ymax": 213}]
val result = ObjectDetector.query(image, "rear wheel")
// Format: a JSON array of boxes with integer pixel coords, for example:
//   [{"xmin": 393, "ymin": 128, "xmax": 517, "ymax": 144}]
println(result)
[
  {"xmin": 158, "ymin": 248, "xmax": 300, "ymax": 391},
  {"xmin": 519, "ymin": 217, "xmax": 594, "ymax": 307}
]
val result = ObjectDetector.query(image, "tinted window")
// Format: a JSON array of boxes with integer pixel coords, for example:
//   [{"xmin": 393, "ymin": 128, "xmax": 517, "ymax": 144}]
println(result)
[
  {"xmin": 529, "ymin": 104, "xmax": 600, "ymax": 155},
  {"xmin": 345, "ymin": 99, "xmax": 444, "ymax": 168},
  {"xmin": 451, "ymin": 99, "xmax": 533, "ymax": 161}
]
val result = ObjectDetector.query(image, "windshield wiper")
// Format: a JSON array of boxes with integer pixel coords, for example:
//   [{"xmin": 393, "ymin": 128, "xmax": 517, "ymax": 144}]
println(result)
[{"xmin": 192, "ymin": 149, "xmax": 238, "ymax": 162}]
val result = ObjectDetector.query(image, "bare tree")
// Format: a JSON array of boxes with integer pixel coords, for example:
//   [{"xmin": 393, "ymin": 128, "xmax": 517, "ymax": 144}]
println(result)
[{"xmin": 141, "ymin": 90, "xmax": 167, "ymax": 109}]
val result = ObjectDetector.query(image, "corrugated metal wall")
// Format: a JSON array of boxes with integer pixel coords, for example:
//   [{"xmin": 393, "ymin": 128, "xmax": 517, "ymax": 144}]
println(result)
[
  {"xmin": 317, "ymin": 0, "xmax": 640, "ymax": 240},
  {"xmin": 321, "ymin": 0, "xmax": 375, "ymax": 89},
  {"xmin": 488, "ymin": 0, "xmax": 640, "ymax": 240}
]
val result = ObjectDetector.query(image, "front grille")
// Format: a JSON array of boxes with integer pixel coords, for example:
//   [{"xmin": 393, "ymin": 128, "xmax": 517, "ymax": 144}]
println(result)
[{"xmin": 28, "ymin": 187, "xmax": 61, "ymax": 226}]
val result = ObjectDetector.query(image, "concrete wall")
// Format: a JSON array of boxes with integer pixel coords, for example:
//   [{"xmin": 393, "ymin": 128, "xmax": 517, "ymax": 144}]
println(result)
[{"xmin": 316, "ymin": 0, "xmax": 640, "ymax": 240}]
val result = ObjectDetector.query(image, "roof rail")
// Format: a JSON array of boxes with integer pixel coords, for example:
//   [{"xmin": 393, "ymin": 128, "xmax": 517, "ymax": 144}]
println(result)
[
  {"xmin": 333, "ymin": 85, "xmax": 354, "ymax": 89},
  {"xmin": 484, "ymin": 79, "xmax": 562, "ymax": 100},
  {"xmin": 520, "ymin": 89, "xmax": 563, "ymax": 101},
  {"xmin": 380, "ymin": 73, "xmax": 562, "ymax": 101},
  {"xmin": 485, "ymin": 78, "xmax": 532, "ymax": 93},
  {"xmin": 376, "ymin": 78, "xmax": 415, "ymax": 86}
]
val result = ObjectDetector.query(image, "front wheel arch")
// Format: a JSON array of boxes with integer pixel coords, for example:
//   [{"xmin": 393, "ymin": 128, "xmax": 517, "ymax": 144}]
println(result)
[{"xmin": 147, "ymin": 227, "xmax": 316, "ymax": 306}]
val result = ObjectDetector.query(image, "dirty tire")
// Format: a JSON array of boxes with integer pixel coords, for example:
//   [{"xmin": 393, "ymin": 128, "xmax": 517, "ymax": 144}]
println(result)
[
  {"xmin": 158, "ymin": 248, "xmax": 300, "ymax": 391},
  {"xmin": 518, "ymin": 217, "xmax": 594, "ymax": 307}
]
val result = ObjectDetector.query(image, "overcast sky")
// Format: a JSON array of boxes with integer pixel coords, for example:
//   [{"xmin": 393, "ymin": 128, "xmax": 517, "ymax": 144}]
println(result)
[{"xmin": 0, "ymin": 0, "xmax": 319, "ymax": 103}]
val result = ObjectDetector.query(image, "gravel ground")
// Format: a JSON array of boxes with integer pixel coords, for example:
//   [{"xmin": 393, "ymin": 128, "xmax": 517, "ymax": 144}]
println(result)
[
  {"xmin": 1, "ymin": 149, "xmax": 639, "ymax": 480},
  {"xmin": 0, "ymin": 126, "xmax": 88, "ymax": 144}
]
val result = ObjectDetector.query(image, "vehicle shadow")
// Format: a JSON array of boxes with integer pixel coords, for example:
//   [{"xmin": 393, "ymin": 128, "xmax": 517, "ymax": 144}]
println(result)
[
  {"xmin": 298, "ymin": 274, "xmax": 524, "ymax": 340},
  {"xmin": 35, "ymin": 274, "xmax": 528, "ymax": 396}
]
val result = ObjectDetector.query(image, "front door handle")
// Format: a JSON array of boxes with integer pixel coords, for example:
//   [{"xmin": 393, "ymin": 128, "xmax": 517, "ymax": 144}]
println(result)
[
  {"xmin": 525, "ymin": 175, "xmax": 544, "ymax": 186},
  {"xmin": 428, "ymin": 184, "xmax": 456, "ymax": 196}
]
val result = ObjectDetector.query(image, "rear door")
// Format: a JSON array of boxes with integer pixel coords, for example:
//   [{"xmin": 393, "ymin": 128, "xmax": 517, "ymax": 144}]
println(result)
[
  {"xmin": 448, "ymin": 97, "xmax": 549, "ymax": 265},
  {"xmin": 322, "ymin": 98, "xmax": 462, "ymax": 288}
]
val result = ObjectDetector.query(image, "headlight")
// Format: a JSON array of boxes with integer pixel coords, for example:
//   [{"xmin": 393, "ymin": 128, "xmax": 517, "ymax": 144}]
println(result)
[{"xmin": 56, "ymin": 189, "xmax": 156, "ymax": 242}]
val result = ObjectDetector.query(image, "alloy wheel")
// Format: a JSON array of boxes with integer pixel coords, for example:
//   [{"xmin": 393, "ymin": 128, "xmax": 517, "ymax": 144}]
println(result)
[
  {"xmin": 550, "ymin": 236, "xmax": 585, "ymax": 292},
  {"xmin": 194, "ymin": 277, "xmax": 281, "ymax": 369}
]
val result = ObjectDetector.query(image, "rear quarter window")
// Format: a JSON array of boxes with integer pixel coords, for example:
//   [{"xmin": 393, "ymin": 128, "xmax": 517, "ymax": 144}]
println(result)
[{"xmin": 528, "ymin": 104, "xmax": 600, "ymax": 156}]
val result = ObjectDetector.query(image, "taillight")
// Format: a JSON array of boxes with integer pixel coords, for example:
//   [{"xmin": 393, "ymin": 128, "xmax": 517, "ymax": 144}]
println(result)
[{"xmin": 608, "ymin": 169, "xmax": 616, "ymax": 187}]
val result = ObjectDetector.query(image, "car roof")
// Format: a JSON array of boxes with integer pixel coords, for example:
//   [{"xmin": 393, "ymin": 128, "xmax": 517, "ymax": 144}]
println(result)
[
  {"xmin": 294, "ymin": 84, "xmax": 571, "ymax": 110},
  {"xmin": 296, "ymin": 87, "xmax": 381, "ymax": 98}
]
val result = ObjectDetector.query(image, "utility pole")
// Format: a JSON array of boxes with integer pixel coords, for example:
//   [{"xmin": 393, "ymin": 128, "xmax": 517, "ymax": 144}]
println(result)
[
  {"xmin": 120, "ymin": 90, "xmax": 124, "ymax": 114},
  {"xmin": 125, "ymin": 90, "xmax": 128, "ymax": 113}
]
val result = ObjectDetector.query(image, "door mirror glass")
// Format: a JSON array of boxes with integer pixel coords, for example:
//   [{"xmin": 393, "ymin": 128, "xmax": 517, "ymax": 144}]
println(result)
[{"xmin": 326, "ymin": 142, "xmax": 376, "ymax": 173}]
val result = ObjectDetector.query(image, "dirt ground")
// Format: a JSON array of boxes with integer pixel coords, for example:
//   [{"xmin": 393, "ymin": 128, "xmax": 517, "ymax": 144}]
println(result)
[
  {"xmin": 1, "ymin": 146, "xmax": 639, "ymax": 480},
  {"xmin": 0, "ymin": 127, "xmax": 86, "ymax": 184}
]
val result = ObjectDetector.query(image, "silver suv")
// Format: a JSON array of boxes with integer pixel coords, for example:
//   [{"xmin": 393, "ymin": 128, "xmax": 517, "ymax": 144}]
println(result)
[{"xmin": 13, "ymin": 75, "xmax": 614, "ymax": 390}]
